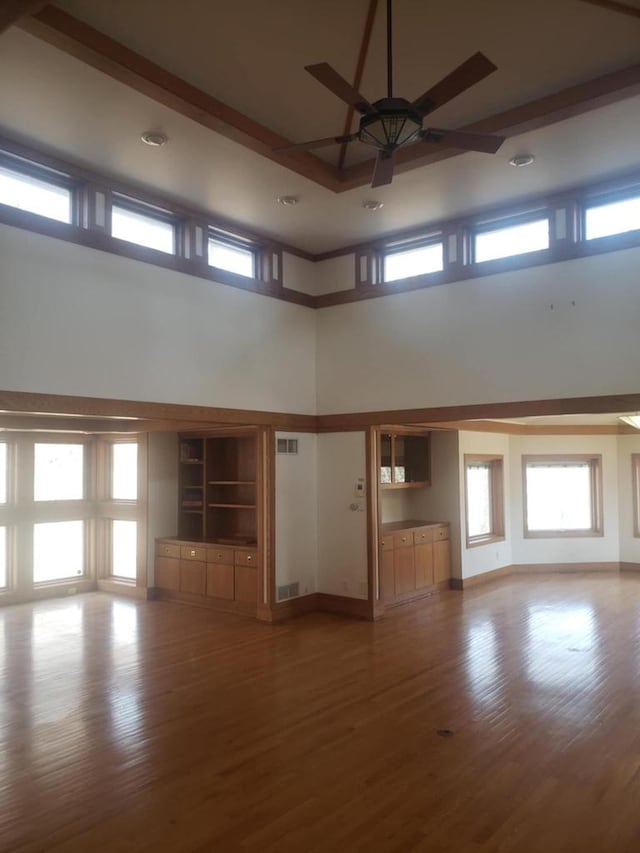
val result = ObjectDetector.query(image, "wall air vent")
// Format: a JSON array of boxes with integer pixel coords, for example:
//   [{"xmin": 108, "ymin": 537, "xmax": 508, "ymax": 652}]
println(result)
[
  {"xmin": 276, "ymin": 438, "xmax": 298, "ymax": 454},
  {"xmin": 277, "ymin": 582, "xmax": 300, "ymax": 600}
]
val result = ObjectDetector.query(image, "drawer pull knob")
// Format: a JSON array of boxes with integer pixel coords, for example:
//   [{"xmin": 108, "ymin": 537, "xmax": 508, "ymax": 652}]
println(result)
[
  {"xmin": 247, "ymin": 555, "xmax": 252, "ymax": 562},
  {"xmin": 401, "ymin": 537, "xmax": 406, "ymax": 542},
  {"xmin": 217, "ymin": 553, "xmax": 222, "ymax": 559},
  {"xmin": 190, "ymin": 549, "xmax": 196, "ymax": 557}
]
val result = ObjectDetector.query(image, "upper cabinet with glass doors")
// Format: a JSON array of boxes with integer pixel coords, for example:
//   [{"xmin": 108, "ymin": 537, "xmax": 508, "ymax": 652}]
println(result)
[{"xmin": 379, "ymin": 430, "xmax": 431, "ymax": 489}]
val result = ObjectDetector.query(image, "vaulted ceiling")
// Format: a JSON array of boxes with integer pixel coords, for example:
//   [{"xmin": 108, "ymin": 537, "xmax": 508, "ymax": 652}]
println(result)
[{"xmin": 1, "ymin": 0, "xmax": 640, "ymax": 252}]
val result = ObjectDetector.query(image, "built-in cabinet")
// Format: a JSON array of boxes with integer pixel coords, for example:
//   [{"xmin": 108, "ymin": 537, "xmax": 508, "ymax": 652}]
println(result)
[
  {"xmin": 379, "ymin": 430, "xmax": 430, "ymax": 488},
  {"xmin": 380, "ymin": 520, "xmax": 450, "ymax": 606},
  {"xmin": 156, "ymin": 430, "xmax": 261, "ymax": 614}
]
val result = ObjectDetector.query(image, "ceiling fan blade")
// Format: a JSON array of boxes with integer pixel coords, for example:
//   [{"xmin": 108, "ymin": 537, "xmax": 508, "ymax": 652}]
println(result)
[
  {"xmin": 305, "ymin": 63, "xmax": 375, "ymax": 115},
  {"xmin": 421, "ymin": 128, "xmax": 505, "ymax": 154},
  {"xmin": 275, "ymin": 133, "xmax": 357, "ymax": 153},
  {"xmin": 371, "ymin": 151, "xmax": 394, "ymax": 188},
  {"xmin": 411, "ymin": 52, "xmax": 498, "ymax": 117}
]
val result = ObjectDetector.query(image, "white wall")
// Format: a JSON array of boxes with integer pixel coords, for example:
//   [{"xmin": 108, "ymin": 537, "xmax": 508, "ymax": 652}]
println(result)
[
  {"xmin": 274, "ymin": 431, "xmax": 318, "ymax": 597},
  {"xmin": 316, "ymin": 248, "xmax": 640, "ymax": 414},
  {"xmin": 617, "ymin": 434, "xmax": 640, "ymax": 564},
  {"xmin": 457, "ymin": 430, "xmax": 512, "ymax": 580},
  {"xmin": 145, "ymin": 431, "xmax": 179, "ymax": 585},
  {"xmin": 282, "ymin": 252, "xmax": 318, "ymax": 296},
  {"xmin": 315, "ymin": 255, "xmax": 355, "ymax": 295},
  {"xmin": 0, "ymin": 225, "xmax": 317, "ymax": 414},
  {"xmin": 509, "ymin": 434, "xmax": 620, "ymax": 566},
  {"xmin": 316, "ymin": 432, "xmax": 368, "ymax": 599},
  {"xmin": 410, "ymin": 430, "xmax": 462, "ymax": 579}
]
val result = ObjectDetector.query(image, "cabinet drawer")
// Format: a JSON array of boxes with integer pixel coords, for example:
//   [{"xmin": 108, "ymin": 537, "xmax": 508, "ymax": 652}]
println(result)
[
  {"xmin": 393, "ymin": 532, "xmax": 413, "ymax": 549},
  {"xmin": 181, "ymin": 545, "xmax": 207, "ymax": 562},
  {"xmin": 235, "ymin": 549, "xmax": 258, "ymax": 567},
  {"xmin": 380, "ymin": 537, "xmax": 394, "ymax": 552},
  {"xmin": 207, "ymin": 546, "xmax": 234, "ymax": 566},
  {"xmin": 156, "ymin": 556, "xmax": 179, "ymax": 590},
  {"xmin": 434, "ymin": 526, "xmax": 449, "ymax": 541},
  {"xmin": 180, "ymin": 560, "xmax": 206, "ymax": 595},
  {"xmin": 156, "ymin": 541, "xmax": 181, "ymax": 559},
  {"xmin": 413, "ymin": 528, "xmax": 434, "ymax": 545}
]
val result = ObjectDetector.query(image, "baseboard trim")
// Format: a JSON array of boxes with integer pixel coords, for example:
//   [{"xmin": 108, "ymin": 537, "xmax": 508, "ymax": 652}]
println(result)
[
  {"xmin": 459, "ymin": 561, "xmax": 625, "ymax": 589},
  {"xmin": 151, "ymin": 587, "xmax": 257, "ymax": 617},
  {"xmin": 268, "ymin": 594, "xmax": 321, "ymax": 622},
  {"xmin": 316, "ymin": 593, "xmax": 372, "ymax": 620},
  {"xmin": 98, "ymin": 579, "xmax": 150, "ymax": 599}
]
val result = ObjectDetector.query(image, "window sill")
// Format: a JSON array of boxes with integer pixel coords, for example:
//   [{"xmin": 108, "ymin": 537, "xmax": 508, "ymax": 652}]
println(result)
[
  {"xmin": 466, "ymin": 534, "xmax": 505, "ymax": 549},
  {"xmin": 524, "ymin": 529, "xmax": 603, "ymax": 539}
]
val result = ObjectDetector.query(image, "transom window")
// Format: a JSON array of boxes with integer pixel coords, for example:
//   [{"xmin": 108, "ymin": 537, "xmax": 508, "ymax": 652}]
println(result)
[
  {"xmin": 208, "ymin": 234, "xmax": 255, "ymax": 277},
  {"xmin": 383, "ymin": 240, "xmax": 444, "ymax": 282},
  {"xmin": 474, "ymin": 217, "xmax": 549, "ymax": 263},
  {"xmin": 464, "ymin": 455, "xmax": 505, "ymax": 546},
  {"xmin": 523, "ymin": 455, "xmax": 603, "ymax": 537},
  {"xmin": 112, "ymin": 442, "xmax": 138, "ymax": 500},
  {"xmin": 584, "ymin": 194, "xmax": 640, "ymax": 240},
  {"xmin": 111, "ymin": 198, "xmax": 175, "ymax": 254},
  {"xmin": 0, "ymin": 160, "xmax": 72, "ymax": 223}
]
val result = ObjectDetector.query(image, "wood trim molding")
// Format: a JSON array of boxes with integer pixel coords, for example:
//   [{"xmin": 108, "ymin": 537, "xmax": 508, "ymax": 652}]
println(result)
[
  {"xmin": 17, "ymin": 7, "xmax": 640, "ymax": 194},
  {"xmin": 577, "ymin": 0, "xmax": 640, "ymax": 20},
  {"xmin": 315, "ymin": 593, "xmax": 373, "ymax": 620},
  {"xmin": 431, "ymin": 419, "xmax": 626, "ymax": 435},
  {"xmin": 0, "ymin": 0, "xmax": 45, "ymax": 34},
  {"xmin": 457, "ymin": 561, "xmax": 624, "ymax": 589},
  {"xmin": 97, "ymin": 578, "xmax": 150, "ymax": 599},
  {"xmin": 19, "ymin": 6, "xmax": 340, "ymax": 193}
]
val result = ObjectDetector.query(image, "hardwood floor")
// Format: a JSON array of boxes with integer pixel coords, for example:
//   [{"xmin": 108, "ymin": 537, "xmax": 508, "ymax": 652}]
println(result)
[{"xmin": 2, "ymin": 575, "xmax": 640, "ymax": 852}]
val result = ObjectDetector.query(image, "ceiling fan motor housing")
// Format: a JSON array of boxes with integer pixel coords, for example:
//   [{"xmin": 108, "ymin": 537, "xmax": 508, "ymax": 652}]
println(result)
[{"xmin": 358, "ymin": 98, "xmax": 423, "ymax": 151}]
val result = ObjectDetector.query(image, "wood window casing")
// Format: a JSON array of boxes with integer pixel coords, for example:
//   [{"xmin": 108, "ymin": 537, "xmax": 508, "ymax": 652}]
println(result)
[
  {"xmin": 464, "ymin": 454, "xmax": 505, "ymax": 548},
  {"xmin": 522, "ymin": 454, "xmax": 603, "ymax": 539},
  {"xmin": 632, "ymin": 453, "xmax": 640, "ymax": 539}
]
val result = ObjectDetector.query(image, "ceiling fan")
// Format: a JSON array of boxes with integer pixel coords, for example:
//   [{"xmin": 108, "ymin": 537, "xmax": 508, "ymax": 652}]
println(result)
[{"xmin": 277, "ymin": 0, "xmax": 505, "ymax": 188}]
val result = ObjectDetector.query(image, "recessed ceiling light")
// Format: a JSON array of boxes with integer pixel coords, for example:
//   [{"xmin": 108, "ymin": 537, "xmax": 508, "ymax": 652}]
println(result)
[
  {"xmin": 277, "ymin": 195, "xmax": 298, "ymax": 206},
  {"xmin": 362, "ymin": 200, "xmax": 384, "ymax": 211},
  {"xmin": 141, "ymin": 131, "xmax": 168, "ymax": 147},
  {"xmin": 509, "ymin": 154, "xmax": 535, "ymax": 168}
]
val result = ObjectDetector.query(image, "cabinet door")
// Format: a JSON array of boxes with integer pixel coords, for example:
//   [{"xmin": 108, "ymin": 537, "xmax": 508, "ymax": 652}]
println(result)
[
  {"xmin": 381, "ymin": 548, "xmax": 395, "ymax": 601},
  {"xmin": 180, "ymin": 560, "xmax": 206, "ymax": 595},
  {"xmin": 156, "ymin": 557, "xmax": 179, "ymax": 590},
  {"xmin": 433, "ymin": 539, "xmax": 451, "ymax": 584},
  {"xmin": 415, "ymin": 542, "xmax": 434, "ymax": 588},
  {"xmin": 394, "ymin": 546, "xmax": 415, "ymax": 596},
  {"xmin": 206, "ymin": 563, "xmax": 234, "ymax": 600},
  {"xmin": 234, "ymin": 565, "xmax": 257, "ymax": 603}
]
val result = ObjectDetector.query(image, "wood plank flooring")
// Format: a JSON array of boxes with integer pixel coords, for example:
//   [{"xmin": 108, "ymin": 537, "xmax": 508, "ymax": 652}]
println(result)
[{"xmin": 2, "ymin": 574, "xmax": 640, "ymax": 851}]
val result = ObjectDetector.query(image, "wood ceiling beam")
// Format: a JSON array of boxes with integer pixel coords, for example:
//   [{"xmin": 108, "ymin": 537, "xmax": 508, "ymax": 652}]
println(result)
[
  {"xmin": 338, "ymin": 61, "xmax": 640, "ymax": 189},
  {"xmin": 577, "ymin": 0, "xmax": 640, "ymax": 20},
  {"xmin": 19, "ymin": 6, "xmax": 342, "ymax": 192},
  {"xmin": 337, "ymin": 0, "xmax": 378, "ymax": 172},
  {"xmin": 0, "ymin": 0, "xmax": 46, "ymax": 34}
]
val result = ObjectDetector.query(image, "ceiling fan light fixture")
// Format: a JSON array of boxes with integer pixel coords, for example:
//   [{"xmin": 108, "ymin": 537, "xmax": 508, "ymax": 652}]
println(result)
[
  {"xmin": 277, "ymin": 195, "xmax": 299, "ymax": 206},
  {"xmin": 358, "ymin": 99, "xmax": 422, "ymax": 151},
  {"xmin": 362, "ymin": 200, "xmax": 384, "ymax": 211},
  {"xmin": 619, "ymin": 415, "xmax": 640, "ymax": 429}
]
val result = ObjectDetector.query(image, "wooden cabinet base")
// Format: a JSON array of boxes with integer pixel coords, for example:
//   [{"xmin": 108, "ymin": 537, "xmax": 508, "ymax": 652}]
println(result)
[
  {"xmin": 152, "ymin": 587, "xmax": 258, "ymax": 618},
  {"xmin": 379, "ymin": 521, "xmax": 451, "ymax": 608}
]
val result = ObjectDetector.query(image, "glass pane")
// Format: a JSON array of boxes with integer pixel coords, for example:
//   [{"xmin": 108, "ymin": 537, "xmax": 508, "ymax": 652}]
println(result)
[
  {"xmin": 0, "ymin": 443, "xmax": 6, "ymax": 504},
  {"xmin": 475, "ymin": 219, "xmax": 549, "ymax": 263},
  {"xmin": 112, "ymin": 443, "xmax": 138, "ymax": 500},
  {"xmin": 33, "ymin": 520, "xmax": 84, "ymax": 583},
  {"xmin": 112, "ymin": 520, "xmax": 137, "ymax": 580},
  {"xmin": 526, "ymin": 464, "xmax": 592, "ymax": 531},
  {"xmin": 384, "ymin": 243, "xmax": 443, "ymax": 282},
  {"xmin": 34, "ymin": 443, "xmax": 83, "ymax": 501},
  {"xmin": 402, "ymin": 436, "xmax": 429, "ymax": 483},
  {"xmin": 0, "ymin": 165, "xmax": 71, "ymax": 223},
  {"xmin": 208, "ymin": 239, "xmax": 254, "ymax": 277},
  {"xmin": 112, "ymin": 204, "xmax": 175, "ymax": 254},
  {"xmin": 585, "ymin": 197, "xmax": 640, "ymax": 240},
  {"xmin": 467, "ymin": 464, "xmax": 491, "ymax": 538},
  {"xmin": 380, "ymin": 433, "xmax": 392, "ymax": 484},
  {"xmin": 0, "ymin": 526, "xmax": 6, "ymax": 589}
]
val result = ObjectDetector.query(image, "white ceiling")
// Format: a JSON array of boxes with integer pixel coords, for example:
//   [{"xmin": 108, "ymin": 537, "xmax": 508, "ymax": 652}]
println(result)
[{"xmin": 1, "ymin": 0, "xmax": 640, "ymax": 252}]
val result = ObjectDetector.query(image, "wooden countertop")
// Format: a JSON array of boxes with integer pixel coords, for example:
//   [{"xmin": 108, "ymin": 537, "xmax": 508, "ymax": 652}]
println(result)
[{"xmin": 379, "ymin": 520, "xmax": 448, "ymax": 534}]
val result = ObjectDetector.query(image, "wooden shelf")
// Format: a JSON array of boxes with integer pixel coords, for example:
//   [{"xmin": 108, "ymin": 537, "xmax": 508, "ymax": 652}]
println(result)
[
  {"xmin": 208, "ymin": 480, "xmax": 256, "ymax": 485},
  {"xmin": 207, "ymin": 503, "xmax": 256, "ymax": 509},
  {"xmin": 182, "ymin": 509, "xmax": 204, "ymax": 514}
]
